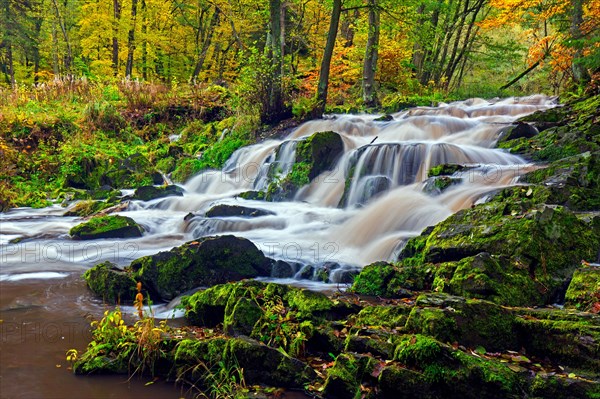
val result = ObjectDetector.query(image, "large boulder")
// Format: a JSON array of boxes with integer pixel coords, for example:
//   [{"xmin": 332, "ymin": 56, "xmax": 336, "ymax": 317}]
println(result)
[
  {"xmin": 70, "ymin": 215, "xmax": 143, "ymax": 240},
  {"xmin": 265, "ymin": 131, "xmax": 344, "ymax": 201},
  {"xmin": 351, "ymin": 186, "xmax": 600, "ymax": 306},
  {"xmin": 84, "ymin": 235, "xmax": 272, "ymax": 302},
  {"xmin": 82, "ymin": 261, "xmax": 137, "ymax": 304}
]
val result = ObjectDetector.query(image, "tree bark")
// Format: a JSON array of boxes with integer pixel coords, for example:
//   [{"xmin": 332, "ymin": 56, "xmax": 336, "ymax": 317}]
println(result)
[
  {"xmin": 262, "ymin": 0, "xmax": 285, "ymax": 123},
  {"xmin": 191, "ymin": 6, "xmax": 220, "ymax": 83},
  {"xmin": 362, "ymin": 0, "xmax": 380, "ymax": 108},
  {"xmin": 112, "ymin": 0, "xmax": 121, "ymax": 76},
  {"xmin": 50, "ymin": 0, "xmax": 73, "ymax": 76},
  {"xmin": 313, "ymin": 0, "xmax": 342, "ymax": 117},
  {"xmin": 141, "ymin": 0, "xmax": 147, "ymax": 80},
  {"xmin": 125, "ymin": 0, "xmax": 138, "ymax": 78},
  {"xmin": 570, "ymin": 0, "xmax": 590, "ymax": 83}
]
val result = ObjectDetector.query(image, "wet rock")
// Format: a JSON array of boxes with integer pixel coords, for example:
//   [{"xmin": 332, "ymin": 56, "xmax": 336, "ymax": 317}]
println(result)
[
  {"xmin": 498, "ymin": 122, "xmax": 539, "ymax": 142},
  {"xmin": 374, "ymin": 114, "xmax": 394, "ymax": 122},
  {"xmin": 85, "ymin": 235, "xmax": 272, "ymax": 303},
  {"xmin": 564, "ymin": 267, "xmax": 600, "ymax": 312},
  {"xmin": 514, "ymin": 308, "xmax": 600, "ymax": 370},
  {"xmin": 265, "ymin": 131, "xmax": 344, "ymax": 201},
  {"xmin": 296, "ymin": 131, "xmax": 344, "ymax": 180},
  {"xmin": 351, "ymin": 261, "xmax": 429, "ymax": 298},
  {"xmin": 182, "ymin": 280, "xmax": 357, "ymax": 329},
  {"xmin": 422, "ymin": 175, "xmax": 461, "ymax": 195},
  {"xmin": 83, "ymin": 261, "xmax": 137, "ymax": 303},
  {"xmin": 130, "ymin": 235, "xmax": 272, "ymax": 301},
  {"xmin": 130, "ymin": 185, "xmax": 184, "ymax": 201},
  {"xmin": 205, "ymin": 204, "xmax": 275, "ymax": 218},
  {"xmin": 237, "ymin": 190, "xmax": 266, "ymax": 201},
  {"xmin": 427, "ymin": 163, "xmax": 472, "ymax": 177},
  {"xmin": 397, "ymin": 196, "xmax": 600, "ymax": 306},
  {"xmin": 521, "ymin": 151, "xmax": 600, "ymax": 211},
  {"xmin": 498, "ymin": 96, "xmax": 600, "ymax": 162},
  {"xmin": 271, "ymin": 260, "xmax": 300, "ymax": 278},
  {"xmin": 70, "ymin": 215, "xmax": 143, "ymax": 240},
  {"xmin": 405, "ymin": 293, "xmax": 519, "ymax": 352}
]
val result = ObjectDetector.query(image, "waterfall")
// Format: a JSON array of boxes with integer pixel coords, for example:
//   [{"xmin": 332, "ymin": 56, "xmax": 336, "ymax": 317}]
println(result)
[{"xmin": 0, "ymin": 95, "xmax": 558, "ymax": 282}]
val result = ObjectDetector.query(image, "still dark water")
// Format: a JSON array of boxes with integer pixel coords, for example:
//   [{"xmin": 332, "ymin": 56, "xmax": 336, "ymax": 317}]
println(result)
[{"xmin": 0, "ymin": 275, "xmax": 189, "ymax": 399}]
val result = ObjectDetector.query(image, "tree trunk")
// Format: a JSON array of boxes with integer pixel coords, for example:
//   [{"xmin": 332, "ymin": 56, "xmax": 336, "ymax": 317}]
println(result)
[
  {"xmin": 313, "ymin": 0, "xmax": 342, "ymax": 117},
  {"xmin": 32, "ymin": 17, "xmax": 43, "ymax": 84},
  {"xmin": 50, "ymin": 0, "xmax": 73, "ymax": 76},
  {"xmin": 7, "ymin": 43, "xmax": 15, "ymax": 88},
  {"xmin": 141, "ymin": 0, "xmax": 147, "ymax": 80},
  {"xmin": 262, "ymin": 0, "xmax": 286, "ymax": 124},
  {"xmin": 112, "ymin": 0, "xmax": 121, "ymax": 76},
  {"xmin": 570, "ymin": 0, "xmax": 590, "ymax": 83},
  {"xmin": 362, "ymin": 0, "xmax": 380, "ymax": 108},
  {"xmin": 125, "ymin": 0, "xmax": 138, "ymax": 78},
  {"xmin": 191, "ymin": 6, "xmax": 220, "ymax": 83}
]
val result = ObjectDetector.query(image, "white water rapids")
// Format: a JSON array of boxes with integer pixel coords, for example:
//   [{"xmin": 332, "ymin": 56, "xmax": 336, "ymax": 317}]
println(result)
[{"xmin": 0, "ymin": 95, "xmax": 557, "ymax": 288}]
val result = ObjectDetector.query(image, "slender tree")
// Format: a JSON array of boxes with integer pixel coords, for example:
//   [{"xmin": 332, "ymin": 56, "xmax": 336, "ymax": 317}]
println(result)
[
  {"xmin": 362, "ymin": 0, "xmax": 380, "ymax": 107},
  {"xmin": 125, "ymin": 0, "xmax": 138, "ymax": 78},
  {"xmin": 112, "ymin": 0, "xmax": 121, "ymax": 75},
  {"xmin": 313, "ymin": 0, "xmax": 342, "ymax": 117}
]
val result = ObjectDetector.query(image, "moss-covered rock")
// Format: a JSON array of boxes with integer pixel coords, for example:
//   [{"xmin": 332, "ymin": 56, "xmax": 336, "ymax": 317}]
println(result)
[
  {"xmin": 265, "ymin": 131, "xmax": 344, "ymax": 201},
  {"xmin": 322, "ymin": 353, "xmax": 378, "ymax": 399},
  {"xmin": 514, "ymin": 308, "xmax": 600, "ymax": 370},
  {"xmin": 499, "ymin": 96, "xmax": 600, "ymax": 162},
  {"xmin": 564, "ymin": 267, "xmax": 600, "ymax": 312},
  {"xmin": 387, "ymin": 334, "xmax": 522, "ymax": 399},
  {"xmin": 422, "ymin": 175, "xmax": 461, "ymax": 195},
  {"xmin": 131, "ymin": 184, "xmax": 184, "ymax": 201},
  {"xmin": 427, "ymin": 164, "xmax": 472, "ymax": 177},
  {"xmin": 70, "ymin": 215, "xmax": 143, "ymax": 240},
  {"xmin": 351, "ymin": 261, "xmax": 430, "ymax": 298},
  {"xmin": 182, "ymin": 280, "xmax": 355, "ymax": 329},
  {"xmin": 129, "ymin": 235, "xmax": 271, "ymax": 301},
  {"xmin": 83, "ymin": 261, "xmax": 138, "ymax": 303},
  {"xmin": 63, "ymin": 199, "xmax": 120, "ymax": 217},
  {"xmin": 520, "ymin": 151, "xmax": 600, "ymax": 211},
  {"xmin": 497, "ymin": 121, "xmax": 538, "ymax": 143},
  {"xmin": 84, "ymin": 235, "xmax": 272, "ymax": 302},
  {"xmin": 405, "ymin": 293, "xmax": 518, "ymax": 352},
  {"xmin": 295, "ymin": 131, "xmax": 344, "ymax": 180},
  {"xmin": 396, "ymin": 193, "xmax": 600, "ymax": 306}
]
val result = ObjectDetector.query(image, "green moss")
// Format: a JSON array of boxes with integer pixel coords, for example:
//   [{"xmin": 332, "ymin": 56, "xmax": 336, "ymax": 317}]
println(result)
[
  {"xmin": 83, "ymin": 261, "xmax": 137, "ymax": 303},
  {"xmin": 351, "ymin": 261, "xmax": 429, "ymax": 298},
  {"xmin": 70, "ymin": 215, "xmax": 143, "ymax": 240},
  {"xmin": 394, "ymin": 334, "xmax": 443, "ymax": 366},
  {"xmin": 564, "ymin": 268, "xmax": 600, "ymax": 311},
  {"xmin": 353, "ymin": 305, "xmax": 411, "ymax": 329},
  {"xmin": 428, "ymin": 164, "xmax": 466, "ymax": 177}
]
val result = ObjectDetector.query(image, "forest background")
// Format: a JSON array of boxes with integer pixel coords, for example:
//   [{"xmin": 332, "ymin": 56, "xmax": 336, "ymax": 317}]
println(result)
[{"xmin": 0, "ymin": 0, "xmax": 599, "ymax": 210}]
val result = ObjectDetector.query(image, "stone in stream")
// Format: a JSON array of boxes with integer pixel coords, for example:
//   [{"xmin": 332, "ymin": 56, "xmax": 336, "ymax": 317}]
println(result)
[
  {"xmin": 266, "ymin": 131, "xmax": 344, "ymax": 201},
  {"xmin": 497, "ymin": 121, "xmax": 539, "ymax": 142},
  {"xmin": 130, "ymin": 184, "xmax": 184, "ymax": 201},
  {"xmin": 84, "ymin": 235, "xmax": 273, "ymax": 302},
  {"xmin": 69, "ymin": 215, "xmax": 143, "ymax": 240},
  {"xmin": 204, "ymin": 204, "xmax": 275, "ymax": 218}
]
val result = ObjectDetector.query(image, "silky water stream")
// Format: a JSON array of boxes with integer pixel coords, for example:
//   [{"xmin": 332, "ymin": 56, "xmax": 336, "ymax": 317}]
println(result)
[{"xmin": 0, "ymin": 95, "xmax": 557, "ymax": 398}]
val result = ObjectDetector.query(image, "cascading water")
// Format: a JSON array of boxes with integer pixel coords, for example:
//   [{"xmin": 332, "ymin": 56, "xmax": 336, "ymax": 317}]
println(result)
[
  {"xmin": 1, "ymin": 95, "xmax": 558, "ymax": 284},
  {"xmin": 0, "ymin": 95, "xmax": 557, "ymax": 398}
]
